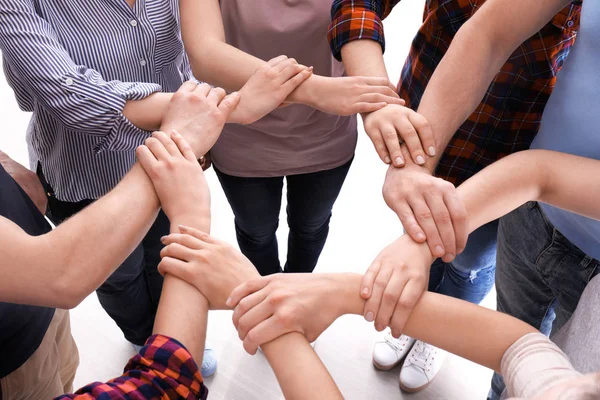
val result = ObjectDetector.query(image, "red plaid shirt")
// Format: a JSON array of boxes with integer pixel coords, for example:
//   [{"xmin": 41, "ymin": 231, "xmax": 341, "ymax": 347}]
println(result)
[
  {"xmin": 329, "ymin": 0, "xmax": 581, "ymax": 185},
  {"xmin": 56, "ymin": 335, "xmax": 207, "ymax": 400}
]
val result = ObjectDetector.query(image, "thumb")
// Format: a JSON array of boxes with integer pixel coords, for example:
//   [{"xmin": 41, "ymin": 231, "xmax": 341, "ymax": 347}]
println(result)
[{"xmin": 218, "ymin": 91, "xmax": 241, "ymax": 116}]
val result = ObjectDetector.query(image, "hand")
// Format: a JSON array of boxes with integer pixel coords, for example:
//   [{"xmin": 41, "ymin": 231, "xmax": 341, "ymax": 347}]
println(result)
[
  {"xmin": 383, "ymin": 162, "xmax": 468, "ymax": 261},
  {"xmin": 230, "ymin": 55, "xmax": 313, "ymax": 124},
  {"xmin": 296, "ymin": 75, "xmax": 405, "ymax": 115},
  {"xmin": 160, "ymin": 81, "xmax": 240, "ymax": 158},
  {"xmin": 159, "ymin": 226, "xmax": 259, "ymax": 310},
  {"xmin": 199, "ymin": 152, "xmax": 211, "ymax": 171},
  {"xmin": 362, "ymin": 104, "xmax": 435, "ymax": 168},
  {"xmin": 228, "ymin": 274, "xmax": 347, "ymax": 355},
  {"xmin": 361, "ymin": 235, "xmax": 433, "ymax": 336},
  {"xmin": 0, "ymin": 151, "xmax": 47, "ymax": 214},
  {"xmin": 136, "ymin": 131, "xmax": 210, "ymax": 223}
]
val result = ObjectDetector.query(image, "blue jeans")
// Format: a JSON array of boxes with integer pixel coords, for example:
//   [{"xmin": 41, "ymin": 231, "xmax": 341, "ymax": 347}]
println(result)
[
  {"xmin": 428, "ymin": 220, "xmax": 498, "ymax": 304},
  {"xmin": 215, "ymin": 158, "xmax": 353, "ymax": 276},
  {"xmin": 488, "ymin": 202, "xmax": 599, "ymax": 400}
]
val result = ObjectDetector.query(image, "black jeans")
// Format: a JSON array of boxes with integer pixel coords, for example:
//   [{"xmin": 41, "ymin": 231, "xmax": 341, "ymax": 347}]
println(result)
[
  {"xmin": 37, "ymin": 166, "xmax": 167, "ymax": 346},
  {"xmin": 215, "ymin": 157, "xmax": 353, "ymax": 276}
]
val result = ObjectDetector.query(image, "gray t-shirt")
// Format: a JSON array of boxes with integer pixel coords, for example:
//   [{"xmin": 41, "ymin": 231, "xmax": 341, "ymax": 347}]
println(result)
[
  {"xmin": 531, "ymin": 0, "xmax": 600, "ymax": 260},
  {"xmin": 210, "ymin": 0, "xmax": 357, "ymax": 177}
]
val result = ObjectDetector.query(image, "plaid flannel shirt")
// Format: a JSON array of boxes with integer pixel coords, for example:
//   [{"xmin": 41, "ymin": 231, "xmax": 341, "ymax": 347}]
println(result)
[
  {"xmin": 56, "ymin": 335, "xmax": 207, "ymax": 400},
  {"xmin": 328, "ymin": 0, "xmax": 581, "ymax": 185}
]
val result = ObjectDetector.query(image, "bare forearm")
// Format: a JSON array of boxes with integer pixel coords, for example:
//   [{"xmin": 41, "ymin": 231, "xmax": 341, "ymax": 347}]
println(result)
[
  {"xmin": 458, "ymin": 150, "xmax": 600, "ymax": 233},
  {"xmin": 261, "ymin": 333, "xmax": 343, "ymax": 400},
  {"xmin": 123, "ymin": 93, "xmax": 173, "ymax": 131},
  {"xmin": 340, "ymin": 40, "xmax": 390, "ymax": 79},
  {"xmin": 335, "ymin": 273, "xmax": 534, "ymax": 372}
]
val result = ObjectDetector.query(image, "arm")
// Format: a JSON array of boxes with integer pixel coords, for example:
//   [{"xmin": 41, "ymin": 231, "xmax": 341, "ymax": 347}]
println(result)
[
  {"xmin": 0, "ymin": 0, "xmax": 171, "ymax": 145},
  {"xmin": 0, "ymin": 150, "xmax": 47, "ymax": 213},
  {"xmin": 0, "ymin": 83, "xmax": 237, "ymax": 309},
  {"xmin": 415, "ymin": 0, "xmax": 574, "ymax": 171},
  {"xmin": 181, "ymin": 0, "xmax": 401, "ymax": 123}
]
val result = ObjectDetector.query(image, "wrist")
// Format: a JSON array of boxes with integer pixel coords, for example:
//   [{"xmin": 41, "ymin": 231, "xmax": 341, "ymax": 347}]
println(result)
[
  {"xmin": 331, "ymin": 273, "xmax": 365, "ymax": 317},
  {"xmin": 168, "ymin": 213, "xmax": 211, "ymax": 234},
  {"xmin": 287, "ymin": 74, "xmax": 322, "ymax": 106}
]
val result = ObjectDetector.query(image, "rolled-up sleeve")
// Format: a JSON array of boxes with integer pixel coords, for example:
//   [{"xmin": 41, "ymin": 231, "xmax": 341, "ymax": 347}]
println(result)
[
  {"xmin": 0, "ymin": 0, "xmax": 161, "ymax": 152},
  {"xmin": 328, "ymin": 0, "xmax": 400, "ymax": 61},
  {"xmin": 55, "ymin": 335, "xmax": 208, "ymax": 400}
]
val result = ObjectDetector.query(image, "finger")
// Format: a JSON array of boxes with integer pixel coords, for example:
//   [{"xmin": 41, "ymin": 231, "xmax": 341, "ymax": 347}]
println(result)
[
  {"xmin": 360, "ymin": 260, "xmax": 382, "ymax": 300},
  {"xmin": 152, "ymin": 130, "xmax": 181, "ymax": 158},
  {"xmin": 281, "ymin": 67, "xmax": 314, "ymax": 93},
  {"xmin": 178, "ymin": 225, "xmax": 218, "ymax": 244},
  {"xmin": 366, "ymin": 126, "xmax": 391, "ymax": 164},
  {"xmin": 160, "ymin": 233, "xmax": 206, "ymax": 251},
  {"xmin": 424, "ymin": 189, "xmax": 456, "ymax": 261},
  {"xmin": 179, "ymin": 80, "xmax": 198, "ymax": 93},
  {"xmin": 394, "ymin": 116, "xmax": 426, "ymax": 166},
  {"xmin": 444, "ymin": 190, "xmax": 469, "ymax": 255},
  {"xmin": 273, "ymin": 58, "xmax": 298, "ymax": 73},
  {"xmin": 390, "ymin": 279, "xmax": 426, "ymax": 337},
  {"xmin": 408, "ymin": 112, "xmax": 436, "ymax": 158},
  {"xmin": 364, "ymin": 264, "xmax": 394, "ymax": 331},
  {"xmin": 144, "ymin": 137, "xmax": 171, "ymax": 162},
  {"xmin": 408, "ymin": 196, "xmax": 445, "ymax": 258},
  {"xmin": 357, "ymin": 91, "xmax": 404, "ymax": 106},
  {"xmin": 394, "ymin": 201, "xmax": 426, "ymax": 243},
  {"xmin": 232, "ymin": 289, "xmax": 269, "ymax": 328},
  {"xmin": 158, "ymin": 257, "xmax": 191, "ymax": 280},
  {"xmin": 207, "ymin": 87, "xmax": 227, "ymax": 105},
  {"xmin": 267, "ymin": 55, "xmax": 288, "ymax": 67},
  {"xmin": 160, "ymin": 242, "xmax": 197, "ymax": 262},
  {"xmin": 380, "ymin": 123, "xmax": 404, "ymax": 167},
  {"xmin": 227, "ymin": 277, "xmax": 272, "ymax": 308},
  {"xmin": 351, "ymin": 102, "xmax": 388, "ymax": 114},
  {"xmin": 170, "ymin": 130, "xmax": 197, "ymax": 162},
  {"xmin": 135, "ymin": 145, "xmax": 158, "ymax": 172},
  {"xmin": 236, "ymin": 296, "xmax": 274, "ymax": 340},
  {"xmin": 242, "ymin": 318, "xmax": 284, "ymax": 355},
  {"xmin": 361, "ymin": 77, "xmax": 399, "ymax": 94},
  {"xmin": 218, "ymin": 91, "xmax": 241, "ymax": 117},
  {"xmin": 193, "ymin": 82, "xmax": 211, "ymax": 97},
  {"xmin": 374, "ymin": 271, "xmax": 409, "ymax": 330},
  {"xmin": 277, "ymin": 62, "xmax": 311, "ymax": 84}
]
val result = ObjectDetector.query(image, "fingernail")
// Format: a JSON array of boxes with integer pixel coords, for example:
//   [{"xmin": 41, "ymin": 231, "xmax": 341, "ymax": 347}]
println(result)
[
  {"xmin": 416, "ymin": 155, "xmax": 425, "ymax": 165},
  {"xmin": 395, "ymin": 157, "xmax": 404, "ymax": 166},
  {"xmin": 226, "ymin": 297, "xmax": 232, "ymax": 307},
  {"xmin": 178, "ymin": 224, "xmax": 190, "ymax": 232},
  {"xmin": 160, "ymin": 236, "xmax": 167, "ymax": 243},
  {"xmin": 362, "ymin": 287, "xmax": 369, "ymax": 296},
  {"xmin": 365, "ymin": 311, "xmax": 374, "ymax": 322},
  {"xmin": 384, "ymin": 156, "xmax": 391, "ymax": 164},
  {"xmin": 416, "ymin": 232, "xmax": 425, "ymax": 241},
  {"xmin": 446, "ymin": 254, "xmax": 455, "ymax": 260},
  {"xmin": 171, "ymin": 130, "xmax": 181, "ymax": 138},
  {"xmin": 435, "ymin": 245, "xmax": 445, "ymax": 256},
  {"xmin": 375, "ymin": 324, "xmax": 383, "ymax": 331}
]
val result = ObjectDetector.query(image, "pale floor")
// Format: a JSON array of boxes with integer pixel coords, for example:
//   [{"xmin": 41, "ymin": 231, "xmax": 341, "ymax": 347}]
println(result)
[{"xmin": 1, "ymin": 1, "xmax": 495, "ymax": 398}]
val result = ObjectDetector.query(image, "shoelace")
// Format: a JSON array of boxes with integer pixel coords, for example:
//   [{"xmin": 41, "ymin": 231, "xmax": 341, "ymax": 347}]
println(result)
[
  {"xmin": 384, "ymin": 333, "xmax": 412, "ymax": 352},
  {"xmin": 407, "ymin": 341, "xmax": 435, "ymax": 372}
]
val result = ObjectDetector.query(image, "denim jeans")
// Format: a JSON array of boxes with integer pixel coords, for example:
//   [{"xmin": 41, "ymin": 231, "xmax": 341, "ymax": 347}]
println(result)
[
  {"xmin": 38, "ymin": 166, "xmax": 167, "ymax": 346},
  {"xmin": 215, "ymin": 158, "xmax": 353, "ymax": 276},
  {"xmin": 488, "ymin": 202, "xmax": 599, "ymax": 400},
  {"xmin": 428, "ymin": 220, "xmax": 498, "ymax": 304}
]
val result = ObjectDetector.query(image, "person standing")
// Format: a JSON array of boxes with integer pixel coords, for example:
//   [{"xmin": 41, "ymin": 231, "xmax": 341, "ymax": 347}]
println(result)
[{"xmin": 327, "ymin": 0, "xmax": 581, "ymax": 391}]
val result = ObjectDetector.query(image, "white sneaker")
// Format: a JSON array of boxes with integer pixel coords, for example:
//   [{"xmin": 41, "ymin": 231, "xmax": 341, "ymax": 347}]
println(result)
[
  {"xmin": 372, "ymin": 332, "xmax": 416, "ymax": 370},
  {"xmin": 399, "ymin": 341, "xmax": 447, "ymax": 393}
]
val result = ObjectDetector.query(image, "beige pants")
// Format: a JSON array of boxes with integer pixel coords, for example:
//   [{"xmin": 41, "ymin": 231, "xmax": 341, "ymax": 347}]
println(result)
[{"xmin": 0, "ymin": 309, "xmax": 79, "ymax": 400}]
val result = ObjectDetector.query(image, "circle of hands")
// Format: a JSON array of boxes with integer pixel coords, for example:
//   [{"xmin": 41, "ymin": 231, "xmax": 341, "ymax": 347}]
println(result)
[{"xmin": 128, "ymin": 53, "xmax": 469, "ymax": 357}]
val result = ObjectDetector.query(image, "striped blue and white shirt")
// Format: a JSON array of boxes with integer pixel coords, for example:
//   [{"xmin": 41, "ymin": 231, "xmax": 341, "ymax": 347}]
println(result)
[{"xmin": 0, "ymin": 0, "xmax": 192, "ymax": 201}]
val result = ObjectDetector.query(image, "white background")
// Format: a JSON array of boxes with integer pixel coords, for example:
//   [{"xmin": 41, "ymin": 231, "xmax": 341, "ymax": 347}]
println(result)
[{"xmin": 0, "ymin": 1, "xmax": 495, "ymax": 398}]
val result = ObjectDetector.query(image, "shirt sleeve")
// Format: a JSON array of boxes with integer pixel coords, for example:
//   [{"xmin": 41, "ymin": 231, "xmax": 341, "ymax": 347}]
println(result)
[
  {"xmin": 55, "ymin": 335, "xmax": 207, "ymax": 400},
  {"xmin": 328, "ymin": 0, "xmax": 401, "ymax": 61},
  {"xmin": 0, "ymin": 0, "xmax": 162, "ymax": 153},
  {"xmin": 501, "ymin": 332, "xmax": 582, "ymax": 399}
]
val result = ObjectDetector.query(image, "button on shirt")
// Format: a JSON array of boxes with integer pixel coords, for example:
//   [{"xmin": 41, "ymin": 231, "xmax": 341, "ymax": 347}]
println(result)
[
  {"xmin": 0, "ymin": 0, "xmax": 193, "ymax": 202},
  {"xmin": 328, "ymin": 0, "xmax": 581, "ymax": 186}
]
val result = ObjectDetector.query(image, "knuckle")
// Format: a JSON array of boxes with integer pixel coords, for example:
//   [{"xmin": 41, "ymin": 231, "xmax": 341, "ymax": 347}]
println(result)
[
  {"xmin": 398, "ymin": 296, "xmax": 417, "ymax": 309},
  {"xmin": 383, "ymin": 291, "xmax": 397, "ymax": 303},
  {"xmin": 373, "ymin": 279, "xmax": 387, "ymax": 290},
  {"xmin": 417, "ymin": 210, "xmax": 433, "ymax": 221}
]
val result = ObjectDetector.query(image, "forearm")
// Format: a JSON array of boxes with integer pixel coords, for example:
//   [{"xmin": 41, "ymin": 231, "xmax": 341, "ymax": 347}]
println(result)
[
  {"xmin": 341, "ymin": 40, "xmax": 390, "ymax": 79},
  {"xmin": 261, "ymin": 334, "xmax": 343, "ymax": 400},
  {"xmin": 335, "ymin": 273, "xmax": 535, "ymax": 372},
  {"xmin": 123, "ymin": 93, "xmax": 173, "ymax": 131},
  {"xmin": 458, "ymin": 150, "xmax": 600, "ymax": 233}
]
